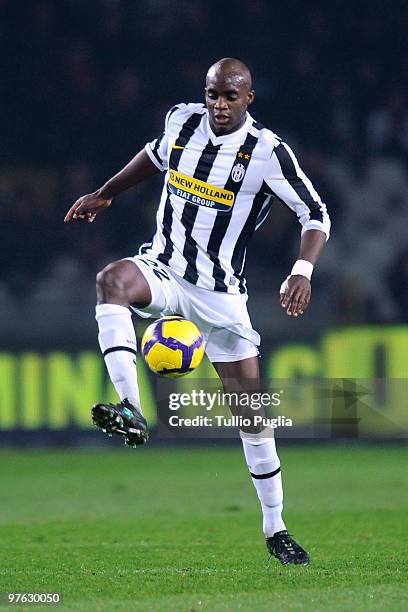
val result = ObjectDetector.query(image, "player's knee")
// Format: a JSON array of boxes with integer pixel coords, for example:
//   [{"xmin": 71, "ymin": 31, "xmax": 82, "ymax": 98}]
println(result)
[{"xmin": 96, "ymin": 263, "xmax": 128, "ymax": 301}]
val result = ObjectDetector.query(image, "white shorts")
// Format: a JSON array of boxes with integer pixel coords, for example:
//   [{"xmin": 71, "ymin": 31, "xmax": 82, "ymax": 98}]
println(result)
[{"xmin": 125, "ymin": 254, "xmax": 260, "ymax": 363}]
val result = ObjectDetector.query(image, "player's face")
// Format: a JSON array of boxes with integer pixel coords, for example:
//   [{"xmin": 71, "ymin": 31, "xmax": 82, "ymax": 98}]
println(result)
[{"xmin": 205, "ymin": 74, "xmax": 254, "ymax": 136}]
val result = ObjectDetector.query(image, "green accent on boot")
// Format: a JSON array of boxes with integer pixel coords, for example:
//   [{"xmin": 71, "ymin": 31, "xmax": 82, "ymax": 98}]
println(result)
[{"xmin": 122, "ymin": 407, "xmax": 134, "ymax": 420}]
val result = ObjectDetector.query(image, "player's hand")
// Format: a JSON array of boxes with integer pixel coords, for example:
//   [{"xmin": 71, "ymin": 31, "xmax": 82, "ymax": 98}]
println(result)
[
  {"xmin": 63, "ymin": 192, "xmax": 112, "ymax": 223},
  {"xmin": 280, "ymin": 275, "xmax": 311, "ymax": 317}
]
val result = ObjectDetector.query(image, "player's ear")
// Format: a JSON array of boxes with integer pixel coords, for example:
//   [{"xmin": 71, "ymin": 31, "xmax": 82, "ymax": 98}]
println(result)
[{"xmin": 247, "ymin": 90, "xmax": 255, "ymax": 105}]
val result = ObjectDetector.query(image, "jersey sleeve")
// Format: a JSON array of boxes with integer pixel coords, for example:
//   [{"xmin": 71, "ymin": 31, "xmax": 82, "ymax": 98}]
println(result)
[
  {"xmin": 264, "ymin": 141, "xmax": 331, "ymax": 239},
  {"xmin": 144, "ymin": 105, "xmax": 178, "ymax": 171}
]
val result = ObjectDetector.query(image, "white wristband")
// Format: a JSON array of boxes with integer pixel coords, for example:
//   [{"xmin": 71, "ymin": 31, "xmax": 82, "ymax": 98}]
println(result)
[
  {"xmin": 290, "ymin": 259, "xmax": 314, "ymax": 280},
  {"xmin": 280, "ymin": 276, "xmax": 290, "ymax": 294}
]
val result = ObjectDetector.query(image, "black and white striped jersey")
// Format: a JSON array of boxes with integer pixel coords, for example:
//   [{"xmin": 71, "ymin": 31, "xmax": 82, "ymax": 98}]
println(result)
[{"xmin": 142, "ymin": 102, "xmax": 330, "ymax": 294}]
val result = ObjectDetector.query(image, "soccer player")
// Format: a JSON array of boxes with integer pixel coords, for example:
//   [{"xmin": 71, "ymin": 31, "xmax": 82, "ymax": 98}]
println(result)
[{"xmin": 64, "ymin": 58, "xmax": 330, "ymax": 565}]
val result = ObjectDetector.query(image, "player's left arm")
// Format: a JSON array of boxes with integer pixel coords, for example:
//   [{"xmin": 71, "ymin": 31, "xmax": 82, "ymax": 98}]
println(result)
[
  {"xmin": 280, "ymin": 229, "xmax": 326, "ymax": 317},
  {"xmin": 264, "ymin": 140, "xmax": 331, "ymax": 317}
]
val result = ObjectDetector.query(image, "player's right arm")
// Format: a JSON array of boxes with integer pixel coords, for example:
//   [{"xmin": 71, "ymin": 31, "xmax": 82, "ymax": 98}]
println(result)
[{"xmin": 63, "ymin": 149, "xmax": 161, "ymax": 223}]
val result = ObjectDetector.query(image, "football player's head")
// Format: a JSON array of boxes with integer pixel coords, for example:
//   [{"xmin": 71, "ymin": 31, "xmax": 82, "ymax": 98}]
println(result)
[{"xmin": 205, "ymin": 58, "xmax": 255, "ymax": 136}]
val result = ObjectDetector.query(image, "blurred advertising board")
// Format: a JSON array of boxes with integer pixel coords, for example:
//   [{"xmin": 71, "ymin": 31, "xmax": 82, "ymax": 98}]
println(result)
[{"xmin": 1, "ymin": 326, "xmax": 407, "ymax": 441}]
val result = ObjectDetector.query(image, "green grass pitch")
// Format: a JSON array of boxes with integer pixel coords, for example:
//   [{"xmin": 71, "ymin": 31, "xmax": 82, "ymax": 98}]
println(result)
[{"xmin": 0, "ymin": 444, "xmax": 407, "ymax": 611}]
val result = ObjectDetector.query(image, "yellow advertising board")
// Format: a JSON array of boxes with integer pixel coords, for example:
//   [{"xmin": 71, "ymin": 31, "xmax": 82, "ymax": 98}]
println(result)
[{"xmin": 0, "ymin": 327, "xmax": 407, "ymax": 436}]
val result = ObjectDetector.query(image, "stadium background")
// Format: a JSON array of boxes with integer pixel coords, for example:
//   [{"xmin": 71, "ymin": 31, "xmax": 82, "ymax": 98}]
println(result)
[
  {"xmin": 1, "ymin": 2, "xmax": 407, "ymax": 610},
  {"xmin": 1, "ymin": 0, "xmax": 407, "ymax": 439}
]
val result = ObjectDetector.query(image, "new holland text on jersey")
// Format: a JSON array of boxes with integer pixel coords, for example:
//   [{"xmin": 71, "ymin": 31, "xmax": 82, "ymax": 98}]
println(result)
[{"xmin": 168, "ymin": 169, "xmax": 235, "ymax": 211}]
